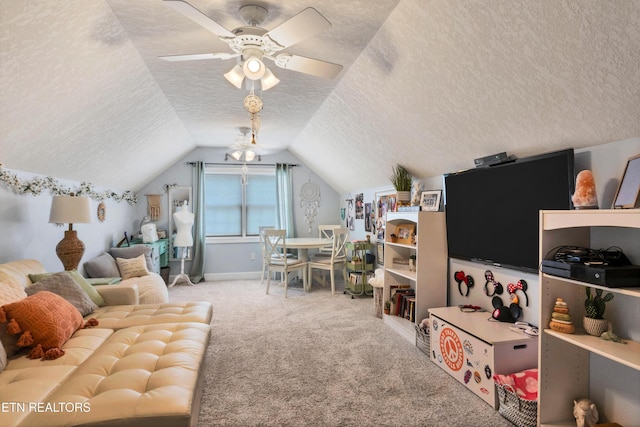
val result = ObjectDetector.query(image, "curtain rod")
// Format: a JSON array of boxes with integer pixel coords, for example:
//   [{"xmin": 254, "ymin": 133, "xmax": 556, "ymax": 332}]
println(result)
[{"xmin": 186, "ymin": 162, "xmax": 299, "ymax": 167}]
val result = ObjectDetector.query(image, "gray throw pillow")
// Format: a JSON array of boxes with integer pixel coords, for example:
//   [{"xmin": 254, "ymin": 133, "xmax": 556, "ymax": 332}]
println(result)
[
  {"xmin": 25, "ymin": 272, "xmax": 98, "ymax": 316},
  {"xmin": 29, "ymin": 270, "xmax": 105, "ymax": 307},
  {"xmin": 83, "ymin": 253, "xmax": 120, "ymax": 278},
  {"xmin": 110, "ymin": 246, "xmax": 154, "ymax": 272}
]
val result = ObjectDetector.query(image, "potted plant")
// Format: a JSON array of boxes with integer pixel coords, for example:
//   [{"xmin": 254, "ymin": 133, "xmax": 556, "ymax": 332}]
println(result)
[
  {"xmin": 390, "ymin": 165, "xmax": 412, "ymax": 204},
  {"xmin": 583, "ymin": 287, "xmax": 614, "ymax": 336},
  {"xmin": 384, "ymin": 300, "xmax": 391, "ymax": 315}
]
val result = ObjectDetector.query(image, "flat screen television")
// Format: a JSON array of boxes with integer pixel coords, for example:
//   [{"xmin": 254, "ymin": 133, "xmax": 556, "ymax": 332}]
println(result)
[{"xmin": 444, "ymin": 148, "xmax": 575, "ymax": 273}]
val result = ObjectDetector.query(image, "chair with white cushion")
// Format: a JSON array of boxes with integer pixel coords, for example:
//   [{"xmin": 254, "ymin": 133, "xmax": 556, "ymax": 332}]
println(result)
[
  {"xmin": 264, "ymin": 229, "xmax": 308, "ymax": 297},
  {"xmin": 308, "ymin": 227, "xmax": 349, "ymax": 295}
]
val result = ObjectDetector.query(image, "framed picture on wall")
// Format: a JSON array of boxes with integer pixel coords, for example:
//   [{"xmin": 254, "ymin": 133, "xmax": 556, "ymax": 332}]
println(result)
[
  {"xmin": 613, "ymin": 154, "xmax": 640, "ymax": 209},
  {"xmin": 420, "ymin": 190, "xmax": 442, "ymax": 212},
  {"xmin": 375, "ymin": 189, "xmax": 396, "ymax": 240}
]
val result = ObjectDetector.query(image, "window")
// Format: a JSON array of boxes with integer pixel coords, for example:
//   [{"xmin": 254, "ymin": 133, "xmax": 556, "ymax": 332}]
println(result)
[{"xmin": 205, "ymin": 165, "xmax": 276, "ymax": 238}]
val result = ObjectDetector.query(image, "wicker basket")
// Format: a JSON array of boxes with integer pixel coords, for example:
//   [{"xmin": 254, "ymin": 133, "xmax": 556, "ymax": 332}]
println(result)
[
  {"xmin": 414, "ymin": 325, "xmax": 430, "ymax": 355},
  {"xmin": 495, "ymin": 384, "xmax": 537, "ymax": 427}
]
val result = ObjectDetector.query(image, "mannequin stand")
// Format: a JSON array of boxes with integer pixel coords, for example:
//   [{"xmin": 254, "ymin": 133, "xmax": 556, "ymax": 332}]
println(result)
[{"xmin": 170, "ymin": 247, "xmax": 195, "ymax": 287}]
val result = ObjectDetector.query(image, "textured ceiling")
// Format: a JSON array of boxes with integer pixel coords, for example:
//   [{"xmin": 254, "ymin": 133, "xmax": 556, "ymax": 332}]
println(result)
[{"xmin": 2, "ymin": 1, "xmax": 639, "ymax": 194}]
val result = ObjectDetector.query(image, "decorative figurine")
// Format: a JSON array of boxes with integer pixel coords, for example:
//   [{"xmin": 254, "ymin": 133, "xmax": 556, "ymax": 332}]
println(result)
[{"xmin": 573, "ymin": 398, "xmax": 599, "ymax": 427}]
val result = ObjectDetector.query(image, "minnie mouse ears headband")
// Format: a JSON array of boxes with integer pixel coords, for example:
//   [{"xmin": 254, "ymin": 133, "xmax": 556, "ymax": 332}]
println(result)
[
  {"xmin": 507, "ymin": 280, "xmax": 529, "ymax": 307},
  {"xmin": 454, "ymin": 271, "xmax": 474, "ymax": 296},
  {"xmin": 484, "ymin": 270, "xmax": 504, "ymax": 296}
]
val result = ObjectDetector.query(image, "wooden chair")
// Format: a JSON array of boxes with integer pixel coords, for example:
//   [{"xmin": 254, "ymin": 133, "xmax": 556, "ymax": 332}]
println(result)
[
  {"xmin": 264, "ymin": 229, "xmax": 308, "ymax": 297},
  {"xmin": 308, "ymin": 227, "xmax": 349, "ymax": 295},
  {"xmin": 316, "ymin": 224, "xmax": 341, "ymax": 256},
  {"xmin": 259, "ymin": 226, "xmax": 275, "ymax": 283}
]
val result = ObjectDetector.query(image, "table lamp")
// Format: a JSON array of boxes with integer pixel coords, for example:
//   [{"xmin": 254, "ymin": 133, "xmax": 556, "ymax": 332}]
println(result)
[{"xmin": 49, "ymin": 195, "xmax": 92, "ymax": 270}]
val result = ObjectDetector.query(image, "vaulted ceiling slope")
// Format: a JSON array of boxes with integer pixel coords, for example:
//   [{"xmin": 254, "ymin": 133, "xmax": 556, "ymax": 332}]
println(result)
[{"xmin": 2, "ymin": 1, "xmax": 639, "ymax": 194}]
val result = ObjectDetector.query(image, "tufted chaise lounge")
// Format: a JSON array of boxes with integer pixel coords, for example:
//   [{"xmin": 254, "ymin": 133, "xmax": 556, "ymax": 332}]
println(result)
[{"xmin": 0, "ymin": 259, "xmax": 212, "ymax": 427}]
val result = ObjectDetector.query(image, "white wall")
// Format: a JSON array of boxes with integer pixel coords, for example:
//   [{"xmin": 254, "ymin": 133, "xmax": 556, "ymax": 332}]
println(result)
[
  {"xmin": 0, "ymin": 170, "xmax": 137, "ymax": 272},
  {"xmin": 345, "ymin": 137, "xmax": 639, "ymax": 320},
  {"xmin": 135, "ymin": 147, "xmax": 341, "ymax": 279}
]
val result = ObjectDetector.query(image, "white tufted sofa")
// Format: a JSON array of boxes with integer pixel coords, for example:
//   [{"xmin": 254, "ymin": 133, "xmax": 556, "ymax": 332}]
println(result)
[{"xmin": 0, "ymin": 259, "xmax": 212, "ymax": 427}]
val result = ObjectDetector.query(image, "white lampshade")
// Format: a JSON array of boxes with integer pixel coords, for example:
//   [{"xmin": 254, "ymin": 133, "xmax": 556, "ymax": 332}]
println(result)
[
  {"xmin": 49, "ymin": 196, "xmax": 92, "ymax": 224},
  {"xmin": 244, "ymin": 150, "xmax": 256, "ymax": 162},
  {"xmin": 261, "ymin": 68, "xmax": 280, "ymax": 91},
  {"xmin": 224, "ymin": 65, "xmax": 245, "ymax": 89}
]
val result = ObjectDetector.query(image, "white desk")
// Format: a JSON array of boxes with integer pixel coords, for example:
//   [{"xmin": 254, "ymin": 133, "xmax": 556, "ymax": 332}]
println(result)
[{"xmin": 278, "ymin": 237, "xmax": 331, "ymax": 262}]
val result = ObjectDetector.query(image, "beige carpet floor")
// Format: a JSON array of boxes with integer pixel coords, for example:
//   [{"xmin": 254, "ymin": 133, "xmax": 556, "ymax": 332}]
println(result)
[{"xmin": 168, "ymin": 277, "xmax": 514, "ymax": 427}]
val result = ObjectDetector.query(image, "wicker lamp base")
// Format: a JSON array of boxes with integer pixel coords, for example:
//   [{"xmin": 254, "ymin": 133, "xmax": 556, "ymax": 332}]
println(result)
[{"xmin": 56, "ymin": 230, "xmax": 85, "ymax": 271}]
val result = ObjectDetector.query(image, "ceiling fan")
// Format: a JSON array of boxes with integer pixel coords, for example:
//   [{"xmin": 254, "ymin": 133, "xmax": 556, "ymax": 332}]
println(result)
[
  {"xmin": 160, "ymin": 1, "xmax": 343, "ymax": 90},
  {"xmin": 227, "ymin": 126, "xmax": 264, "ymax": 162}
]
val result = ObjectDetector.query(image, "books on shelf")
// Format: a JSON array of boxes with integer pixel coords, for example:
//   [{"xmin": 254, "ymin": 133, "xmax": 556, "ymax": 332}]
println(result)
[{"xmin": 389, "ymin": 285, "xmax": 415, "ymax": 321}]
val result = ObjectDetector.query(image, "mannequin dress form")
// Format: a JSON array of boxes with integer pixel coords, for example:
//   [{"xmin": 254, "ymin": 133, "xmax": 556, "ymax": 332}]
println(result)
[{"xmin": 170, "ymin": 201, "xmax": 195, "ymax": 287}]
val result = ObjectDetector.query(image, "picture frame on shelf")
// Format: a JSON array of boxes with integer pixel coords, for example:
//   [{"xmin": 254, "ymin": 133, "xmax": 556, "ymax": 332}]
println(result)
[
  {"xmin": 612, "ymin": 154, "xmax": 640, "ymax": 209},
  {"xmin": 395, "ymin": 223, "xmax": 416, "ymax": 245},
  {"xmin": 420, "ymin": 190, "xmax": 442, "ymax": 212}
]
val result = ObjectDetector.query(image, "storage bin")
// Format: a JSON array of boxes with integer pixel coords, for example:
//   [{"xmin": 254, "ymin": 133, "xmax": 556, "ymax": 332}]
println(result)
[
  {"xmin": 414, "ymin": 325, "xmax": 430, "ymax": 355},
  {"xmin": 495, "ymin": 384, "xmax": 537, "ymax": 427}
]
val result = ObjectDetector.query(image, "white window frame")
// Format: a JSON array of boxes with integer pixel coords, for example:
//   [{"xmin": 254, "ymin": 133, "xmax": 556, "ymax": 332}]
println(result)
[{"xmin": 204, "ymin": 164, "xmax": 276, "ymax": 244}]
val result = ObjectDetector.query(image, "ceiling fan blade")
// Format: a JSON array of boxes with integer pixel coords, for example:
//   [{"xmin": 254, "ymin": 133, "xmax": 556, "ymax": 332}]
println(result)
[
  {"xmin": 164, "ymin": 0, "xmax": 235, "ymax": 38},
  {"xmin": 274, "ymin": 54, "xmax": 343, "ymax": 79},
  {"xmin": 159, "ymin": 52, "xmax": 236, "ymax": 61},
  {"xmin": 264, "ymin": 7, "xmax": 331, "ymax": 49}
]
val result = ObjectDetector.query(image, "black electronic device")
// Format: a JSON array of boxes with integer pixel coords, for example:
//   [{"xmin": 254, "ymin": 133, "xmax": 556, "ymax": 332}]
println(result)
[
  {"xmin": 474, "ymin": 152, "xmax": 516, "ymax": 168},
  {"xmin": 569, "ymin": 264, "xmax": 640, "ymax": 288},
  {"xmin": 542, "ymin": 246, "xmax": 640, "ymax": 287},
  {"xmin": 444, "ymin": 148, "xmax": 575, "ymax": 273}
]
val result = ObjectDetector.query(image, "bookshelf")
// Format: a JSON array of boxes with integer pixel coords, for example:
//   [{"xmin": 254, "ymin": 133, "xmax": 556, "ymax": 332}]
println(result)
[
  {"xmin": 382, "ymin": 211, "xmax": 447, "ymax": 344},
  {"xmin": 538, "ymin": 209, "xmax": 640, "ymax": 426}
]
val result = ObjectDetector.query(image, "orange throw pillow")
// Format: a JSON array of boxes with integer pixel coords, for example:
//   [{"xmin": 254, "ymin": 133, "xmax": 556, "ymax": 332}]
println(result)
[{"xmin": 0, "ymin": 291, "xmax": 84, "ymax": 360}]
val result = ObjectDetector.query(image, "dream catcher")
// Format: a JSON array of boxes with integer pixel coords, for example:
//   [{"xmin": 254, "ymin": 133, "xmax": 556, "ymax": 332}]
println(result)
[{"xmin": 299, "ymin": 179, "xmax": 320, "ymax": 234}]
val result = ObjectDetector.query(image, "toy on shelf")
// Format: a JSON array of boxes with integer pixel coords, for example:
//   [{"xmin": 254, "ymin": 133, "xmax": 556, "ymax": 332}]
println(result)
[{"xmin": 549, "ymin": 298, "xmax": 575, "ymax": 334}]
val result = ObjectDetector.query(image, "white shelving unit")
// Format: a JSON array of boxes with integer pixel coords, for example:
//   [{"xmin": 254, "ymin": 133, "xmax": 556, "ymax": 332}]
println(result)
[
  {"xmin": 538, "ymin": 209, "xmax": 640, "ymax": 427},
  {"xmin": 383, "ymin": 211, "xmax": 447, "ymax": 344}
]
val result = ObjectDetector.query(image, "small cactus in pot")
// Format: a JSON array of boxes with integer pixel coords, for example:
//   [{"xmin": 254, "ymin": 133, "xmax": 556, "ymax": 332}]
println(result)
[
  {"xmin": 583, "ymin": 287, "xmax": 614, "ymax": 336},
  {"xmin": 584, "ymin": 287, "xmax": 613, "ymax": 319}
]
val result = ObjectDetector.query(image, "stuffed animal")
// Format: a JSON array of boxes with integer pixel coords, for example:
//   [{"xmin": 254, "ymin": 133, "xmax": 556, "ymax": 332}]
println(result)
[
  {"xmin": 572, "ymin": 170, "xmax": 598, "ymax": 208},
  {"xmin": 573, "ymin": 398, "xmax": 599, "ymax": 427}
]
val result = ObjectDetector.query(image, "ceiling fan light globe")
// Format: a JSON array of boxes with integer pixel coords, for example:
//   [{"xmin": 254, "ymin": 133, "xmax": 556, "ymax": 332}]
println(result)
[
  {"xmin": 245, "ymin": 150, "xmax": 256, "ymax": 162},
  {"xmin": 243, "ymin": 57, "xmax": 266, "ymax": 80},
  {"xmin": 231, "ymin": 150, "xmax": 243, "ymax": 161}
]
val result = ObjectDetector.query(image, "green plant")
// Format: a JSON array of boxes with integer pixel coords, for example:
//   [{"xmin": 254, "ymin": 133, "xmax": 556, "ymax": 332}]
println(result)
[
  {"xmin": 384, "ymin": 300, "xmax": 391, "ymax": 310},
  {"xmin": 390, "ymin": 165, "xmax": 412, "ymax": 191},
  {"xmin": 584, "ymin": 287, "xmax": 614, "ymax": 319}
]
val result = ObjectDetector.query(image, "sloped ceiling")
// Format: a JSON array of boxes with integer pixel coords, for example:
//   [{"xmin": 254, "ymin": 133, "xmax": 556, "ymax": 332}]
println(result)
[{"xmin": 2, "ymin": 1, "xmax": 639, "ymax": 194}]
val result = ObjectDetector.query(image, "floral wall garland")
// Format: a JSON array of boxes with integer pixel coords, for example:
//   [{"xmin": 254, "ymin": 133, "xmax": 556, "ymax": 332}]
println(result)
[{"xmin": 0, "ymin": 165, "xmax": 137, "ymax": 204}]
